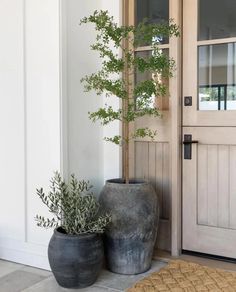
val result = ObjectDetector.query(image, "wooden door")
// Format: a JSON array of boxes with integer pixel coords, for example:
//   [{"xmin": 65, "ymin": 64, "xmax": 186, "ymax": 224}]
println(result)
[
  {"xmin": 125, "ymin": 0, "xmax": 182, "ymax": 253},
  {"xmin": 129, "ymin": 0, "xmax": 172, "ymax": 251},
  {"xmin": 183, "ymin": 0, "xmax": 236, "ymax": 258}
]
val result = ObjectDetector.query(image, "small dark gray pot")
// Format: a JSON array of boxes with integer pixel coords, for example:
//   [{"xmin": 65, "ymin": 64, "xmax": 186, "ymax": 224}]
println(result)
[
  {"xmin": 48, "ymin": 227, "xmax": 103, "ymax": 289},
  {"xmin": 99, "ymin": 179, "xmax": 159, "ymax": 275}
]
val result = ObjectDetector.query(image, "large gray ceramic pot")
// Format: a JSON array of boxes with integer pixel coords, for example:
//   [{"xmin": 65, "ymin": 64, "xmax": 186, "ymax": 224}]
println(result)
[
  {"xmin": 99, "ymin": 179, "xmax": 159, "ymax": 275},
  {"xmin": 48, "ymin": 227, "xmax": 103, "ymax": 288}
]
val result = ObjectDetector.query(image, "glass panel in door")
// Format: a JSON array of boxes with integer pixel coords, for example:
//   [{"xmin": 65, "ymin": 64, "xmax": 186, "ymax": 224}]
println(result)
[
  {"xmin": 183, "ymin": 0, "xmax": 236, "ymax": 126},
  {"xmin": 135, "ymin": 0, "xmax": 169, "ymax": 44},
  {"xmin": 198, "ymin": 43, "xmax": 236, "ymax": 110},
  {"xmin": 198, "ymin": 0, "xmax": 236, "ymax": 41}
]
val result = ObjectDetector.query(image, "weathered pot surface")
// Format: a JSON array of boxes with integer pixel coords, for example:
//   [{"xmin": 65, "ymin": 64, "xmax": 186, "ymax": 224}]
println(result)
[
  {"xmin": 99, "ymin": 179, "xmax": 159, "ymax": 275},
  {"xmin": 48, "ymin": 227, "xmax": 104, "ymax": 288}
]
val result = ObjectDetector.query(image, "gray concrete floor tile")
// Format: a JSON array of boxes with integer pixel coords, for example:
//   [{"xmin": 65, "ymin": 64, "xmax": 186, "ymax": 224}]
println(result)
[
  {"xmin": 0, "ymin": 260, "xmax": 23, "ymax": 278},
  {"xmin": 0, "ymin": 259, "xmax": 166, "ymax": 292},
  {"xmin": 0, "ymin": 270, "xmax": 47, "ymax": 292},
  {"xmin": 22, "ymin": 276, "xmax": 121, "ymax": 292},
  {"xmin": 22, "ymin": 277, "xmax": 65, "ymax": 292},
  {"xmin": 21, "ymin": 265, "xmax": 52, "ymax": 277},
  {"xmin": 146, "ymin": 260, "xmax": 166, "ymax": 274},
  {"xmin": 95, "ymin": 261, "xmax": 166, "ymax": 291}
]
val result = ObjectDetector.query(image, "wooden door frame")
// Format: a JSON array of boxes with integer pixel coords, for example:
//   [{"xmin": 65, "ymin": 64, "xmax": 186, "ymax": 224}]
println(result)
[
  {"xmin": 122, "ymin": 0, "xmax": 183, "ymax": 256},
  {"xmin": 169, "ymin": 0, "xmax": 182, "ymax": 256}
]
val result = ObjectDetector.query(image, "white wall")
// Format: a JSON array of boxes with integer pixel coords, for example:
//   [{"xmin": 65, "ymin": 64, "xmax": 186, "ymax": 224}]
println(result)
[
  {"xmin": 0, "ymin": 0, "xmax": 61, "ymax": 269},
  {"xmin": 65, "ymin": 0, "xmax": 122, "ymax": 193},
  {"xmin": 101, "ymin": 0, "xmax": 123, "ymax": 182},
  {"xmin": 0, "ymin": 0, "xmax": 122, "ymax": 269}
]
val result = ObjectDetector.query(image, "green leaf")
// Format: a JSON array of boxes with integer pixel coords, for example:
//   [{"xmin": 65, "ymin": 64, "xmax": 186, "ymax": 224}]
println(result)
[
  {"xmin": 80, "ymin": 10, "xmax": 179, "ymax": 146},
  {"xmin": 36, "ymin": 172, "xmax": 111, "ymax": 235}
]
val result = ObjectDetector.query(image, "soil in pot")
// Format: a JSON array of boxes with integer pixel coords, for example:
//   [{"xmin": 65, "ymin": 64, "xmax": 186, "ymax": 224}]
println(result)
[
  {"xmin": 48, "ymin": 227, "xmax": 104, "ymax": 288},
  {"xmin": 99, "ymin": 179, "xmax": 159, "ymax": 275}
]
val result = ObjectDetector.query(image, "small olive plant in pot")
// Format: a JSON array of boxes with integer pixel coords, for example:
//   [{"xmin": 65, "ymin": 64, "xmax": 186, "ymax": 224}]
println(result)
[
  {"xmin": 80, "ymin": 11, "xmax": 179, "ymax": 274},
  {"xmin": 35, "ymin": 172, "xmax": 111, "ymax": 289}
]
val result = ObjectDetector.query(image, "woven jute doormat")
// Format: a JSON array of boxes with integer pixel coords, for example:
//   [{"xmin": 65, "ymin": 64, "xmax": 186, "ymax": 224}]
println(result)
[{"xmin": 127, "ymin": 260, "xmax": 236, "ymax": 292}]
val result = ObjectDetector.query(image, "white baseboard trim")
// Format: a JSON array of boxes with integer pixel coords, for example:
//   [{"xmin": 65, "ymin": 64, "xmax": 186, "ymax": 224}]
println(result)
[
  {"xmin": 0, "ymin": 247, "xmax": 50, "ymax": 270},
  {"xmin": 0, "ymin": 237, "xmax": 50, "ymax": 270}
]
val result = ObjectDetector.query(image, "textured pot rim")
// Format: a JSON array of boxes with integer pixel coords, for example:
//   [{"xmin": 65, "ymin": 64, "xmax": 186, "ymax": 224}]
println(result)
[
  {"xmin": 54, "ymin": 227, "xmax": 100, "ymax": 239},
  {"xmin": 106, "ymin": 178, "xmax": 148, "ymax": 185}
]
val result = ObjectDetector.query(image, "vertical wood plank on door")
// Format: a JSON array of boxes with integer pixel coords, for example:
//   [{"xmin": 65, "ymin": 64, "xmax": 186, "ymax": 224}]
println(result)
[
  {"xmin": 142, "ymin": 142, "xmax": 149, "ymax": 180},
  {"xmin": 218, "ymin": 145, "xmax": 230, "ymax": 228},
  {"xmin": 148, "ymin": 142, "xmax": 156, "ymax": 189},
  {"xmin": 156, "ymin": 143, "xmax": 164, "ymax": 218},
  {"xmin": 135, "ymin": 141, "xmax": 171, "ymax": 220},
  {"xmin": 135, "ymin": 142, "xmax": 149, "ymax": 179},
  {"xmin": 207, "ymin": 145, "xmax": 218, "ymax": 227},
  {"xmin": 135, "ymin": 141, "xmax": 171, "ymax": 251},
  {"xmin": 230, "ymin": 146, "xmax": 236, "ymax": 229},
  {"xmin": 197, "ymin": 144, "xmax": 208, "ymax": 225},
  {"xmin": 162, "ymin": 143, "xmax": 170, "ymax": 219},
  {"xmin": 134, "ymin": 142, "xmax": 142, "ymax": 179},
  {"xmin": 134, "ymin": 142, "xmax": 142, "ymax": 178}
]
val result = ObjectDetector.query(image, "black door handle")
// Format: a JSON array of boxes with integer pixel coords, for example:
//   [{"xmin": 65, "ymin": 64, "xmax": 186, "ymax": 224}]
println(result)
[
  {"xmin": 183, "ymin": 135, "xmax": 198, "ymax": 159},
  {"xmin": 183, "ymin": 141, "xmax": 198, "ymax": 144}
]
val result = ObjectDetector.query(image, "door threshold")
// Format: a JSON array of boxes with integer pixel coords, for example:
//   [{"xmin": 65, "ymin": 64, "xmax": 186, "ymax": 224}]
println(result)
[
  {"xmin": 182, "ymin": 250, "xmax": 236, "ymax": 264},
  {"xmin": 154, "ymin": 249, "xmax": 236, "ymax": 271}
]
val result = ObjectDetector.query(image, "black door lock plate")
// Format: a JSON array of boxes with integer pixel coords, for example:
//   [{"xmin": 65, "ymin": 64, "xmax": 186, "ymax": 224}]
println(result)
[{"xmin": 184, "ymin": 96, "xmax": 192, "ymax": 106}]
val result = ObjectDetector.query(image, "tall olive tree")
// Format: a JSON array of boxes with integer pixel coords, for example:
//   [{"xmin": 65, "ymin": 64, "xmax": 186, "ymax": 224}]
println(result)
[{"xmin": 80, "ymin": 10, "xmax": 179, "ymax": 183}]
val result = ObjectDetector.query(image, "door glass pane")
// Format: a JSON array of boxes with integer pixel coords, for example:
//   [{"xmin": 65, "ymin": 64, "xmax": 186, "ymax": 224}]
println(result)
[
  {"xmin": 135, "ymin": 50, "xmax": 169, "ymax": 110},
  {"xmin": 198, "ymin": 43, "xmax": 236, "ymax": 110},
  {"xmin": 198, "ymin": 0, "xmax": 236, "ymax": 41},
  {"xmin": 135, "ymin": 0, "xmax": 169, "ymax": 44}
]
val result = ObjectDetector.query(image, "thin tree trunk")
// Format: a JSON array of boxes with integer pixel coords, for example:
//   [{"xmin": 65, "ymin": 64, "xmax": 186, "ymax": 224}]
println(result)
[
  {"xmin": 122, "ymin": 0, "xmax": 131, "ymax": 184},
  {"xmin": 122, "ymin": 94, "xmax": 129, "ymax": 184},
  {"xmin": 124, "ymin": 120, "xmax": 129, "ymax": 184}
]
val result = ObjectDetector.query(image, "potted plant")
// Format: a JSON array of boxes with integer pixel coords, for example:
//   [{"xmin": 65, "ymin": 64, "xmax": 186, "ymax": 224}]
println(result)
[
  {"xmin": 35, "ymin": 172, "xmax": 111, "ymax": 288},
  {"xmin": 80, "ymin": 10, "xmax": 179, "ymax": 274}
]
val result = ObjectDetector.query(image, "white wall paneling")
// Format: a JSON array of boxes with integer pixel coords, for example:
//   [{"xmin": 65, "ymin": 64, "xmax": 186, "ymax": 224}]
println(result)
[
  {"xmin": 0, "ymin": 0, "xmax": 61, "ymax": 269},
  {"xmin": 0, "ymin": 0, "xmax": 122, "ymax": 269}
]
